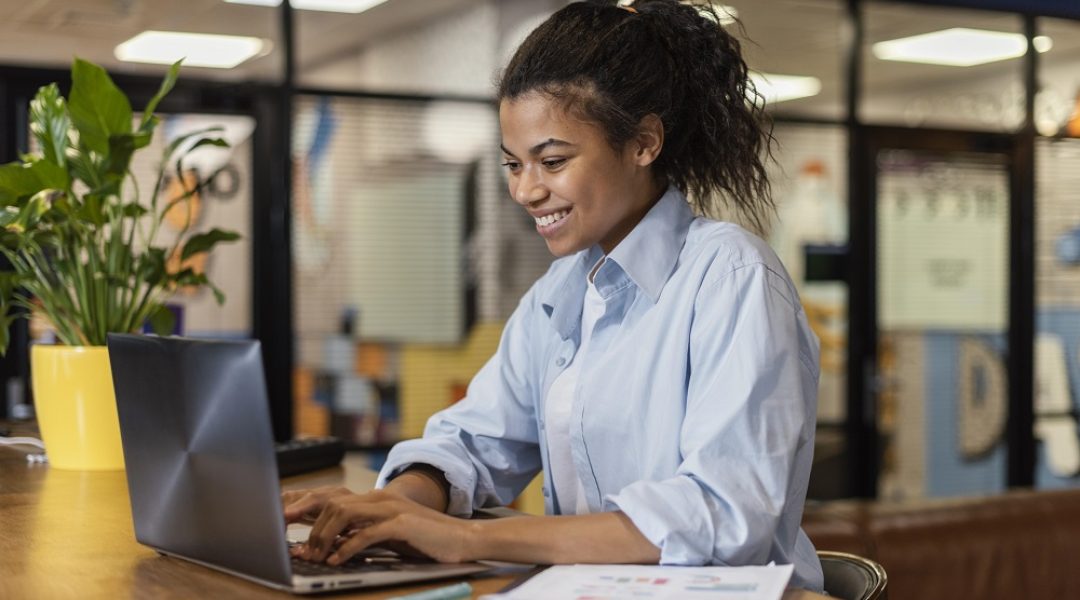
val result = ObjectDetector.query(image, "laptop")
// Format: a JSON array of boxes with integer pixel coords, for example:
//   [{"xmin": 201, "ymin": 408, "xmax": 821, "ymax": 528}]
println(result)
[{"xmin": 107, "ymin": 334, "xmax": 493, "ymax": 594}]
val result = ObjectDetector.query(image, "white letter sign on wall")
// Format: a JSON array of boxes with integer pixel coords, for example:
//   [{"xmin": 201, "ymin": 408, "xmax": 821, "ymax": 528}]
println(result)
[{"xmin": 878, "ymin": 152, "xmax": 1008, "ymax": 331}]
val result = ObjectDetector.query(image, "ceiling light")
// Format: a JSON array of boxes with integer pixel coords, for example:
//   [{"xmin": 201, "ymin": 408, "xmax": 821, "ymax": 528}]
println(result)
[
  {"xmin": 115, "ymin": 31, "xmax": 267, "ymax": 69},
  {"xmin": 225, "ymin": 0, "xmax": 389, "ymax": 13},
  {"xmin": 749, "ymin": 72, "xmax": 821, "ymax": 104},
  {"xmin": 873, "ymin": 28, "xmax": 1052, "ymax": 67}
]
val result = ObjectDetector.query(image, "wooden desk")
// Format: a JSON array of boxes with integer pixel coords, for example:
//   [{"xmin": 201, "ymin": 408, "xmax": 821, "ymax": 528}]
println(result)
[{"xmin": 0, "ymin": 443, "xmax": 826, "ymax": 599}]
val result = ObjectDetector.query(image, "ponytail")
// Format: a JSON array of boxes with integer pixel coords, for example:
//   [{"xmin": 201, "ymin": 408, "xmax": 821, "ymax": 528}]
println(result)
[{"xmin": 498, "ymin": 0, "xmax": 775, "ymax": 231}]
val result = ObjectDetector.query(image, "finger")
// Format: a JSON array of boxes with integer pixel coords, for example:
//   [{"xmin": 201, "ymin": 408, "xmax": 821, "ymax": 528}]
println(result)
[
  {"xmin": 305, "ymin": 498, "xmax": 399, "ymax": 562},
  {"xmin": 284, "ymin": 492, "xmax": 332, "ymax": 524},
  {"xmin": 326, "ymin": 519, "xmax": 402, "ymax": 566}
]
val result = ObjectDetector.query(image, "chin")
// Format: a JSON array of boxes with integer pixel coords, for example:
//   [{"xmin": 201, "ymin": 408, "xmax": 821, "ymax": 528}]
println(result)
[{"xmin": 545, "ymin": 239, "xmax": 583, "ymax": 258}]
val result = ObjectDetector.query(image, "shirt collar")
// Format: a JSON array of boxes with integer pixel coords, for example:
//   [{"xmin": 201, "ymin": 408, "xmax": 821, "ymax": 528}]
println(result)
[
  {"xmin": 602, "ymin": 185, "xmax": 694, "ymax": 303},
  {"xmin": 540, "ymin": 186, "xmax": 694, "ymax": 339}
]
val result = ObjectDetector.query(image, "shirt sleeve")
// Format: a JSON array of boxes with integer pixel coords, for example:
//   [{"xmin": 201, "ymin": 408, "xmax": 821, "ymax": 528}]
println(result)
[
  {"xmin": 376, "ymin": 286, "xmax": 544, "ymax": 517},
  {"xmin": 604, "ymin": 262, "xmax": 819, "ymax": 565}
]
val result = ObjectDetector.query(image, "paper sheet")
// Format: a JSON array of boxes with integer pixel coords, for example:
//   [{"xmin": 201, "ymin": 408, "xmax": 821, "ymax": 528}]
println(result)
[{"xmin": 481, "ymin": 563, "xmax": 794, "ymax": 600}]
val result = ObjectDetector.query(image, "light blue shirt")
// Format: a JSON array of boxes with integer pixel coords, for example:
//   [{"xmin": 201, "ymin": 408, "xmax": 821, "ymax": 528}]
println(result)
[{"xmin": 377, "ymin": 187, "xmax": 824, "ymax": 591}]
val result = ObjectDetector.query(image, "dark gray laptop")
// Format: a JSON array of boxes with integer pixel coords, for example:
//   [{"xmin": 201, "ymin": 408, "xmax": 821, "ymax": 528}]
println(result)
[{"xmin": 107, "ymin": 334, "xmax": 492, "ymax": 594}]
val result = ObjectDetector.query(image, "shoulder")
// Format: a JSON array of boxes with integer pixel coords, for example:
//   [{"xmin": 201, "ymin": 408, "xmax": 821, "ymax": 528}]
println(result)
[{"xmin": 680, "ymin": 218, "xmax": 799, "ymax": 305}]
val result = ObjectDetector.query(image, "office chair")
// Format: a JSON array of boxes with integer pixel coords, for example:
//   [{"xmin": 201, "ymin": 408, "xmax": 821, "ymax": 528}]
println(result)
[{"xmin": 818, "ymin": 550, "xmax": 888, "ymax": 600}]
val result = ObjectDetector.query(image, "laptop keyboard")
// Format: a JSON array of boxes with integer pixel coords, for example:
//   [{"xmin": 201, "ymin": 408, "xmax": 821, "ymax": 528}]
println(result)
[
  {"xmin": 290, "ymin": 556, "xmax": 395, "ymax": 576},
  {"xmin": 288, "ymin": 542, "xmax": 433, "ymax": 576}
]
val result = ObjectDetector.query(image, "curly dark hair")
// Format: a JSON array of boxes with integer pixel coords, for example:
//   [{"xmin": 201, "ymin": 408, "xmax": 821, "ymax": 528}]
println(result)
[{"xmin": 497, "ymin": 0, "xmax": 775, "ymax": 231}]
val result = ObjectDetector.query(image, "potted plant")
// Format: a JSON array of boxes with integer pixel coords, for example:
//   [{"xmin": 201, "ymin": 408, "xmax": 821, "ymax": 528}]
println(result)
[{"xmin": 0, "ymin": 58, "xmax": 240, "ymax": 470}]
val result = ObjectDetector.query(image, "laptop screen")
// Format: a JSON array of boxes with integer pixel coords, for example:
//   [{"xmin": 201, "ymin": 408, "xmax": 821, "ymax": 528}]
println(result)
[{"xmin": 108, "ymin": 334, "xmax": 293, "ymax": 586}]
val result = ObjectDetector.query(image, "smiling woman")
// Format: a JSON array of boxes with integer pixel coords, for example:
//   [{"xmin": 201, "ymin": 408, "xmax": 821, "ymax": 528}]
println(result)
[
  {"xmin": 499, "ymin": 95, "xmax": 666, "ymax": 257},
  {"xmin": 283, "ymin": 0, "xmax": 824, "ymax": 592}
]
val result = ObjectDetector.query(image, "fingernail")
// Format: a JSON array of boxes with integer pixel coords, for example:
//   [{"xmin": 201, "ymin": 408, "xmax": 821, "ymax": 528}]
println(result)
[{"xmin": 327, "ymin": 554, "xmax": 340, "ymax": 565}]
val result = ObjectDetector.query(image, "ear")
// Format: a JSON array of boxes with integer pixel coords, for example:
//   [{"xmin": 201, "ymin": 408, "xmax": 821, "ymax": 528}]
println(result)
[{"xmin": 630, "ymin": 113, "xmax": 664, "ymax": 167}]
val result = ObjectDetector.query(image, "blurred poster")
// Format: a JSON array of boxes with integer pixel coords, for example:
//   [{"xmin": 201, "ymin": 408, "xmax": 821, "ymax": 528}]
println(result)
[{"xmin": 878, "ymin": 151, "xmax": 1008, "ymax": 330}]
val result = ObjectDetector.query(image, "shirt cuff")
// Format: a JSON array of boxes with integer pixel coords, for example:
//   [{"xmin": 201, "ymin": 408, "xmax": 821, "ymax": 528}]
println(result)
[
  {"xmin": 603, "ymin": 476, "xmax": 720, "ymax": 565},
  {"xmin": 377, "ymin": 442, "xmax": 478, "ymax": 517}
]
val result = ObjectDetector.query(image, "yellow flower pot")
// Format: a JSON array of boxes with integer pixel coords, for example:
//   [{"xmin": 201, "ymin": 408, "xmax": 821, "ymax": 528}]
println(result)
[{"xmin": 31, "ymin": 345, "xmax": 125, "ymax": 470}]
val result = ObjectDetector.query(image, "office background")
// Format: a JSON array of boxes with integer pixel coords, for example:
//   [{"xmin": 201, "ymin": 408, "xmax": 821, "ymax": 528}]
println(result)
[{"xmin": 0, "ymin": 0, "xmax": 1079, "ymax": 508}]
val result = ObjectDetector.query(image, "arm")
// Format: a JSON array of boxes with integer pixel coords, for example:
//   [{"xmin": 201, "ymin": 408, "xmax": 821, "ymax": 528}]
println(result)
[
  {"xmin": 294, "ymin": 492, "xmax": 660, "ymax": 565},
  {"xmin": 374, "ymin": 286, "xmax": 547, "ymax": 517},
  {"xmin": 382, "ymin": 466, "xmax": 450, "ymax": 512},
  {"xmin": 604, "ymin": 261, "xmax": 818, "ymax": 566},
  {"xmin": 467, "ymin": 512, "xmax": 660, "ymax": 564}
]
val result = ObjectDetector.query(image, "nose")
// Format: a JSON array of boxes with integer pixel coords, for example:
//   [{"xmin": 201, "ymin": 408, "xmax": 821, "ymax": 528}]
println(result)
[{"xmin": 513, "ymin": 165, "xmax": 548, "ymax": 207}]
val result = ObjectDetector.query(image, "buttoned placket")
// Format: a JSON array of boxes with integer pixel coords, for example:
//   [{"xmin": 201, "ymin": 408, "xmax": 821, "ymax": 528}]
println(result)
[
  {"xmin": 537, "ymin": 334, "xmax": 579, "ymax": 512},
  {"xmin": 567, "ymin": 260, "xmax": 638, "ymax": 512}
]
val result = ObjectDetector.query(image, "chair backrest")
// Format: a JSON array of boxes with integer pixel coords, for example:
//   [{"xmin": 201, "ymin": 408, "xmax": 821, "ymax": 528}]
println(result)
[{"xmin": 818, "ymin": 550, "xmax": 888, "ymax": 600}]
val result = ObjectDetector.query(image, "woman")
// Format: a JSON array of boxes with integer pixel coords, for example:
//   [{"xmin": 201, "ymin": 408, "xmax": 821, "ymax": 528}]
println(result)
[{"xmin": 284, "ymin": 0, "xmax": 823, "ymax": 590}]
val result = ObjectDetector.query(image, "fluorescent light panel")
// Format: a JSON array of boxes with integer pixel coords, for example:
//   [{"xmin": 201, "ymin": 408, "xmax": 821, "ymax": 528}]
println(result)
[
  {"xmin": 115, "ymin": 31, "xmax": 266, "ymax": 69},
  {"xmin": 874, "ymin": 28, "xmax": 1052, "ymax": 67},
  {"xmin": 225, "ymin": 0, "xmax": 389, "ymax": 13},
  {"xmin": 749, "ymin": 72, "xmax": 821, "ymax": 104}
]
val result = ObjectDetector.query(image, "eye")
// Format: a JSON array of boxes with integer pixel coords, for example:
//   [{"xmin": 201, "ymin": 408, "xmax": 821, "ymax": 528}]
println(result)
[
  {"xmin": 542, "ymin": 158, "xmax": 567, "ymax": 170},
  {"xmin": 501, "ymin": 159, "xmax": 521, "ymax": 174}
]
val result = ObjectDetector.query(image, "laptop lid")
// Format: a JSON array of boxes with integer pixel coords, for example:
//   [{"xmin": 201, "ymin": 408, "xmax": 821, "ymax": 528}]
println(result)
[{"xmin": 108, "ymin": 334, "xmax": 293, "ymax": 587}]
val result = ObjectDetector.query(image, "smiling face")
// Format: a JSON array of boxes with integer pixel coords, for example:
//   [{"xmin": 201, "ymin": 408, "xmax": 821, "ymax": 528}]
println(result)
[{"xmin": 499, "ymin": 92, "xmax": 665, "ymax": 257}]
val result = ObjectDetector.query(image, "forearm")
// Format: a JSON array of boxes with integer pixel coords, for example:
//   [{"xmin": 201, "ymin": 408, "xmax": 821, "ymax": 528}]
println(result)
[
  {"xmin": 466, "ymin": 511, "xmax": 660, "ymax": 565},
  {"xmin": 383, "ymin": 469, "xmax": 449, "ymax": 513}
]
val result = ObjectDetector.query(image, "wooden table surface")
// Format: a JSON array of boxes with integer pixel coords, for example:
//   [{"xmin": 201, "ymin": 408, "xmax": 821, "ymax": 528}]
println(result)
[{"xmin": 0, "ymin": 437, "xmax": 826, "ymax": 599}]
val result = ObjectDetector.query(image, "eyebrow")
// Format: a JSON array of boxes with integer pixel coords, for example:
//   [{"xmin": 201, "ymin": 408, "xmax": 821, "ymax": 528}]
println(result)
[{"xmin": 500, "ymin": 138, "xmax": 575, "ymax": 157}]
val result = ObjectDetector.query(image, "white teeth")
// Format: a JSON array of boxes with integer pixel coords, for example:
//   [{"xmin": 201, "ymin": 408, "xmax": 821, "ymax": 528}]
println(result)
[{"xmin": 535, "ymin": 210, "xmax": 569, "ymax": 227}]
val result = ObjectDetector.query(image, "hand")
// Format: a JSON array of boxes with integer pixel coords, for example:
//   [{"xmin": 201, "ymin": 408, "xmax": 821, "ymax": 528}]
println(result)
[
  {"xmin": 289, "ymin": 488, "xmax": 477, "ymax": 565},
  {"xmin": 281, "ymin": 485, "xmax": 356, "ymax": 525}
]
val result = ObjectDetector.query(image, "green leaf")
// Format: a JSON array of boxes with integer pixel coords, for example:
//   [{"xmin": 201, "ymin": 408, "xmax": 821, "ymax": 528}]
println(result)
[
  {"xmin": 66, "ymin": 148, "xmax": 103, "ymax": 190},
  {"xmin": 208, "ymin": 280, "xmax": 225, "ymax": 305},
  {"xmin": 77, "ymin": 193, "xmax": 107, "ymax": 227},
  {"xmin": 140, "ymin": 60, "xmax": 181, "ymax": 131},
  {"xmin": 0, "ymin": 206, "xmax": 19, "ymax": 229},
  {"xmin": 147, "ymin": 303, "xmax": 176, "ymax": 336},
  {"xmin": 181, "ymin": 227, "xmax": 240, "ymax": 260},
  {"xmin": 138, "ymin": 247, "xmax": 167, "ymax": 286},
  {"xmin": 162, "ymin": 126, "xmax": 224, "ymax": 163},
  {"xmin": 0, "ymin": 271, "xmax": 28, "ymax": 356},
  {"xmin": 28, "ymin": 83, "xmax": 70, "ymax": 169},
  {"xmin": 4, "ymin": 190, "xmax": 51, "ymax": 234},
  {"xmin": 121, "ymin": 203, "xmax": 149, "ymax": 218},
  {"xmin": 187, "ymin": 137, "xmax": 229, "ymax": 152},
  {"xmin": 0, "ymin": 158, "xmax": 69, "ymax": 197},
  {"xmin": 0, "ymin": 163, "xmax": 42, "ymax": 197},
  {"xmin": 68, "ymin": 58, "xmax": 132, "ymax": 155},
  {"xmin": 104, "ymin": 132, "xmax": 142, "ymax": 182}
]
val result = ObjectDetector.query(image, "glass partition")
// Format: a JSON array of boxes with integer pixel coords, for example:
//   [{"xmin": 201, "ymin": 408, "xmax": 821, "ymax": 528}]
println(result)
[{"xmin": 876, "ymin": 149, "xmax": 1010, "ymax": 499}]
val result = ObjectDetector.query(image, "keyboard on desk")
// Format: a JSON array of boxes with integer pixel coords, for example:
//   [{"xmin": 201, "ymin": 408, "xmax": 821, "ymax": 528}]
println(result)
[{"xmin": 275, "ymin": 437, "xmax": 346, "ymax": 477}]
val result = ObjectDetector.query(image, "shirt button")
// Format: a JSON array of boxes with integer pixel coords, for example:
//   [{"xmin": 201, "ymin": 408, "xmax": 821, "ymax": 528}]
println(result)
[{"xmin": 555, "ymin": 357, "xmax": 566, "ymax": 367}]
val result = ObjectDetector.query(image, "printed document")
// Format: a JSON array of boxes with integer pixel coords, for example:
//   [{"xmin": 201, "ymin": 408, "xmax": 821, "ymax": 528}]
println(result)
[{"xmin": 482, "ymin": 563, "xmax": 794, "ymax": 600}]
